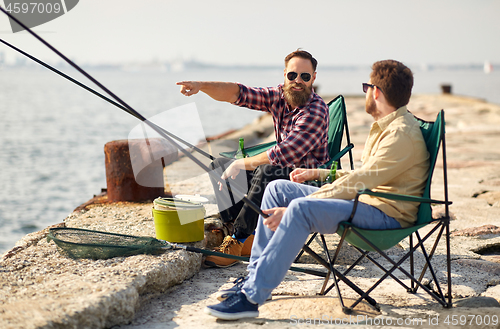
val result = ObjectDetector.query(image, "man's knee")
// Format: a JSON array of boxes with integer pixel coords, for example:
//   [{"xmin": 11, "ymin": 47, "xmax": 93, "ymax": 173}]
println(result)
[{"xmin": 262, "ymin": 180, "xmax": 297, "ymax": 207}]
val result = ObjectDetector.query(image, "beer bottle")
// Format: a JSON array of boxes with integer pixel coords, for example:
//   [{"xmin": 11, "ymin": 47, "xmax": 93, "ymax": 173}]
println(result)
[
  {"xmin": 325, "ymin": 161, "xmax": 338, "ymax": 184},
  {"xmin": 235, "ymin": 138, "xmax": 246, "ymax": 159}
]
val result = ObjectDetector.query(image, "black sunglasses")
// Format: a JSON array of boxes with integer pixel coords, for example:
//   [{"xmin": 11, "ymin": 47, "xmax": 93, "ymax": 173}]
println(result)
[
  {"xmin": 287, "ymin": 71, "xmax": 312, "ymax": 82},
  {"xmin": 362, "ymin": 83, "xmax": 383, "ymax": 93}
]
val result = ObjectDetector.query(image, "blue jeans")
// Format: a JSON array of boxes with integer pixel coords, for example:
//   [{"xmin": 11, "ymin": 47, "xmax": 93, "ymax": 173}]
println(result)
[{"xmin": 241, "ymin": 180, "xmax": 401, "ymax": 304}]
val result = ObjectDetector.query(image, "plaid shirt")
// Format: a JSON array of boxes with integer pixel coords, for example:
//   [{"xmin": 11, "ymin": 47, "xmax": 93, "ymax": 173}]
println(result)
[{"xmin": 234, "ymin": 83, "xmax": 330, "ymax": 168}]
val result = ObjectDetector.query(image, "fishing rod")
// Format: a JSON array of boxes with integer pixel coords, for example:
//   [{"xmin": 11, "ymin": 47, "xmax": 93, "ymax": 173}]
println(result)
[
  {"xmin": 0, "ymin": 38, "xmax": 216, "ymax": 161},
  {"xmin": 0, "ymin": 6, "xmax": 266, "ymax": 219}
]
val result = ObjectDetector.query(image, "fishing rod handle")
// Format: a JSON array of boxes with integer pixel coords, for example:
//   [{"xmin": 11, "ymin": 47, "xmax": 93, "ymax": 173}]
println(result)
[{"xmin": 242, "ymin": 195, "xmax": 269, "ymax": 218}]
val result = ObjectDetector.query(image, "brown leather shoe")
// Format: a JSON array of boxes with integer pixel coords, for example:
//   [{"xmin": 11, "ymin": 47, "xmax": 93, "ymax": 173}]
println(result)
[
  {"xmin": 240, "ymin": 234, "xmax": 254, "ymax": 257},
  {"xmin": 204, "ymin": 236, "xmax": 243, "ymax": 268}
]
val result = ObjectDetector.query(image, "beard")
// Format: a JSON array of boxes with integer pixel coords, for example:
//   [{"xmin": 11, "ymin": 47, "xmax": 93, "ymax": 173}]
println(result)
[
  {"xmin": 283, "ymin": 82, "xmax": 312, "ymax": 108},
  {"xmin": 365, "ymin": 94, "xmax": 377, "ymax": 116}
]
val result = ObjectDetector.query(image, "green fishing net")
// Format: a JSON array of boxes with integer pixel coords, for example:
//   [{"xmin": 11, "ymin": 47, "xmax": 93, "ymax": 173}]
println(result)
[{"xmin": 47, "ymin": 227, "xmax": 172, "ymax": 259}]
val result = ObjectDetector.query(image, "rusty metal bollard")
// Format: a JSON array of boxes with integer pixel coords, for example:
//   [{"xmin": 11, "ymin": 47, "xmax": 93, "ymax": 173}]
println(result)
[
  {"xmin": 441, "ymin": 84, "xmax": 452, "ymax": 94},
  {"xmin": 104, "ymin": 139, "xmax": 176, "ymax": 202}
]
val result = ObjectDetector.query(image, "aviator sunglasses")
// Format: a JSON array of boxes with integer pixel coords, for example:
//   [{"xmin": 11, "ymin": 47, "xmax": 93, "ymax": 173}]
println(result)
[{"xmin": 287, "ymin": 71, "xmax": 312, "ymax": 82}]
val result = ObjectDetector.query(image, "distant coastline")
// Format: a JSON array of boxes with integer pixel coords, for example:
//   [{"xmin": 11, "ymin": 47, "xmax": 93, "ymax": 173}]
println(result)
[{"xmin": 1, "ymin": 57, "xmax": 497, "ymax": 73}]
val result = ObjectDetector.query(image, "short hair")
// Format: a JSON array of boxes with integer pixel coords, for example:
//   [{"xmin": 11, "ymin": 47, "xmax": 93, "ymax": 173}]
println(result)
[
  {"xmin": 370, "ymin": 60, "xmax": 413, "ymax": 108},
  {"xmin": 284, "ymin": 49, "xmax": 318, "ymax": 72}
]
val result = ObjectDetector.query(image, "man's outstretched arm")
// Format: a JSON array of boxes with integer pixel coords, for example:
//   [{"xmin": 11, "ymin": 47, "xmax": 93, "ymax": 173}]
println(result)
[{"xmin": 177, "ymin": 81, "xmax": 240, "ymax": 103}]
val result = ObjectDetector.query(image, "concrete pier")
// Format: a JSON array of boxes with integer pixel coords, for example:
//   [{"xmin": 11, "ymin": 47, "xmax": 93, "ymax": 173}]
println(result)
[{"xmin": 2, "ymin": 94, "xmax": 500, "ymax": 328}]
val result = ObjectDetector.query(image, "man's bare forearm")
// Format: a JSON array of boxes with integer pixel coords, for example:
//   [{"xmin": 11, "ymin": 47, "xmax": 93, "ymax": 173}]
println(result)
[
  {"xmin": 242, "ymin": 151, "xmax": 270, "ymax": 171},
  {"xmin": 177, "ymin": 81, "xmax": 240, "ymax": 103}
]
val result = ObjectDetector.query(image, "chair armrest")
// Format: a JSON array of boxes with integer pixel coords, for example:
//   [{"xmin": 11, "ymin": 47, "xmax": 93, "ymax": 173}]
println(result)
[
  {"xmin": 358, "ymin": 189, "xmax": 452, "ymax": 205},
  {"xmin": 320, "ymin": 143, "xmax": 354, "ymax": 169},
  {"xmin": 219, "ymin": 140, "xmax": 277, "ymax": 159},
  {"xmin": 331, "ymin": 143, "xmax": 354, "ymax": 163}
]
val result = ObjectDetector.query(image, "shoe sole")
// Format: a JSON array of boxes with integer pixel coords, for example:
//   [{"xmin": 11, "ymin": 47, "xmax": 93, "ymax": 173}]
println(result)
[
  {"xmin": 204, "ymin": 307, "xmax": 259, "ymax": 320},
  {"xmin": 204, "ymin": 259, "xmax": 240, "ymax": 268}
]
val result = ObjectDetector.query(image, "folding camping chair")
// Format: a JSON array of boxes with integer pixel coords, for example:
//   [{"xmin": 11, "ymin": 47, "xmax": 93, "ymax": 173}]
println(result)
[
  {"xmin": 291, "ymin": 95, "xmax": 356, "ymax": 262},
  {"xmin": 219, "ymin": 95, "xmax": 355, "ymax": 172},
  {"xmin": 301, "ymin": 110, "xmax": 452, "ymax": 314}
]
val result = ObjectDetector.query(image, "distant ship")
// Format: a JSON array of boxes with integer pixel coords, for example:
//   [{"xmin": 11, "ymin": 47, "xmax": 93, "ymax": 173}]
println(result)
[{"xmin": 484, "ymin": 61, "xmax": 493, "ymax": 74}]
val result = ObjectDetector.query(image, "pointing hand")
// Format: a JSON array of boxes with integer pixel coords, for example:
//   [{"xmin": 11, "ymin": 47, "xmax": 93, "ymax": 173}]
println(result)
[{"xmin": 176, "ymin": 81, "xmax": 200, "ymax": 96}]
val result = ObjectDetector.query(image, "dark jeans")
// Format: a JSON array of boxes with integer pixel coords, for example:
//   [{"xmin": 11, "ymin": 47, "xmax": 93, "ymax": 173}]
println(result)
[{"xmin": 209, "ymin": 157, "xmax": 293, "ymax": 240}]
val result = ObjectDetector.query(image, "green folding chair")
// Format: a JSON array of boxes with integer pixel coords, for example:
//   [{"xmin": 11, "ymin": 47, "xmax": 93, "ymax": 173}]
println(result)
[
  {"xmin": 219, "ymin": 95, "xmax": 354, "ymax": 171},
  {"xmin": 301, "ymin": 110, "xmax": 452, "ymax": 314}
]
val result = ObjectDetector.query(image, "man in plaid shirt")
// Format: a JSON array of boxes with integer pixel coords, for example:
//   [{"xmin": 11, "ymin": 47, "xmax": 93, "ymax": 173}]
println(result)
[{"xmin": 177, "ymin": 50, "xmax": 329, "ymax": 267}]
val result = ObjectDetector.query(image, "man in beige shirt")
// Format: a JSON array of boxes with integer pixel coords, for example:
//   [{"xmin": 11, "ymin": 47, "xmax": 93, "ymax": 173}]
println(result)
[{"xmin": 205, "ymin": 60, "xmax": 430, "ymax": 320}]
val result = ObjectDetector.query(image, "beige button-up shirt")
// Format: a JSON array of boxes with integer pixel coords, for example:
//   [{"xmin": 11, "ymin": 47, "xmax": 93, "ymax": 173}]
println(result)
[{"xmin": 308, "ymin": 106, "xmax": 430, "ymax": 227}]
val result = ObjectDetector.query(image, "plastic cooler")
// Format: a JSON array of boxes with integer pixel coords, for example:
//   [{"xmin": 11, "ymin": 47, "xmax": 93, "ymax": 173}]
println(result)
[{"xmin": 152, "ymin": 197, "xmax": 205, "ymax": 243}]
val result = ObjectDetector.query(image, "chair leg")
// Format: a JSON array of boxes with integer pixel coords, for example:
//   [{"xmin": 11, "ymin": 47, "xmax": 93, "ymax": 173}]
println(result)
[
  {"xmin": 339, "ymin": 249, "xmax": 368, "ymax": 277},
  {"xmin": 345, "ymin": 225, "xmax": 450, "ymax": 309},
  {"xmin": 416, "ymin": 224, "xmax": 444, "ymax": 285},
  {"xmin": 414, "ymin": 230, "xmax": 447, "ymax": 302},
  {"xmin": 407, "ymin": 224, "xmax": 448, "ymax": 302},
  {"xmin": 330, "ymin": 231, "xmax": 346, "ymax": 265},
  {"xmin": 300, "ymin": 244, "xmax": 378, "ymax": 309},
  {"xmin": 323, "ymin": 246, "xmax": 411, "ymax": 294},
  {"xmin": 410, "ymin": 233, "xmax": 415, "ymax": 292},
  {"xmin": 319, "ymin": 234, "xmax": 351, "ymax": 314},
  {"xmin": 363, "ymin": 252, "xmax": 412, "ymax": 291},
  {"xmin": 321, "ymin": 235, "xmax": 368, "ymax": 295},
  {"xmin": 442, "ymin": 126, "xmax": 453, "ymax": 307},
  {"xmin": 446, "ymin": 221, "xmax": 453, "ymax": 307},
  {"xmin": 294, "ymin": 232, "xmax": 317, "ymax": 263},
  {"xmin": 320, "ymin": 271, "xmax": 331, "ymax": 295}
]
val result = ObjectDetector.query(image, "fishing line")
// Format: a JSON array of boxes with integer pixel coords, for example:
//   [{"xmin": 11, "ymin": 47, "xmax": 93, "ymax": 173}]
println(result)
[
  {"xmin": 0, "ymin": 7, "xmax": 266, "ymax": 218},
  {"xmin": 0, "ymin": 38, "xmax": 216, "ymax": 161}
]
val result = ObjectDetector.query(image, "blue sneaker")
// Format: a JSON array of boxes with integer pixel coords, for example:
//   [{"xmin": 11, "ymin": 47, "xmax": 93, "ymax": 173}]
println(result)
[
  {"xmin": 216, "ymin": 276, "xmax": 247, "ymax": 301},
  {"xmin": 204, "ymin": 291, "xmax": 259, "ymax": 320}
]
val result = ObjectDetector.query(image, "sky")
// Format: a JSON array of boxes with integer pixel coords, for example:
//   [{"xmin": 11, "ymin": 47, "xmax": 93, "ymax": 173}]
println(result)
[{"xmin": 0, "ymin": 0, "xmax": 499, "ymax": 68}]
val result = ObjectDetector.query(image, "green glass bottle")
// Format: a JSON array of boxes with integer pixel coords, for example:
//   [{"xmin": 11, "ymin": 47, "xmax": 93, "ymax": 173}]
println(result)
[
  {"xmin": 235, "ymin": 138, "xmax": 246, "ymax": 159},
  {"xmin": 325, "ymin": 161, "xmax": 338, "ymax": 184}
]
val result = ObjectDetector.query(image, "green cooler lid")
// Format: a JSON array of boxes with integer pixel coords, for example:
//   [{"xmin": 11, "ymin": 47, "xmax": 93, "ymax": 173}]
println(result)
[{"xmin": 153, "ymin": 197, "xmax": 203, "ymax": 209}]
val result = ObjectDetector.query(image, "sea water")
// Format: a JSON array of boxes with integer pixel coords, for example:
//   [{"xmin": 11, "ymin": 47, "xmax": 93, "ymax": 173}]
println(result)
[{"xmin": 0, "ymin": 66, "xmax": 499, "ymax": 253}]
